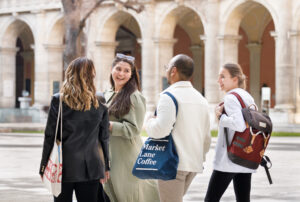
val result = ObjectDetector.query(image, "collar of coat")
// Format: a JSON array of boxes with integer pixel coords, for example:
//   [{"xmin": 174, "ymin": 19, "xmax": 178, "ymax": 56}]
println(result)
[
  {"xmin": 161, "ymin": 81, "xmax": 192, "ymax": 95},
  {"xmin": 104, "ymin": 89, "xmax": 116, "ymax": 104}
]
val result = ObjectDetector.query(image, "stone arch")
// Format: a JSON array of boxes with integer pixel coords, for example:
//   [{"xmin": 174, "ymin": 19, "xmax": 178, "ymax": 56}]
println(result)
[
  {"xmin": 156, "ymin": 5, "xmax": 205, "ymax": 92},
  {"xmin": 93, "ymin": 9, "xmax": 142, "ymax": 91},
  {"xmin": 155, "ymin": 3, "xmax": 206, "ymax": 39},
  {"xmin": 47, "ymin": 15, "xmax": 64, "ymax": 45},
  {"xmin": 221, "ymin": 0, "xmax": 278, "ymax": 36},
  {"xmin": 97, "ymin": 9, "xmax": 142, "ymax": 42},
  {"xmin": 292, "ymin": 4, "xmax": 300, "ymax": 31},
  {"xmin": 0, "ymin": 19, "xmax": 35, "ymax": 108},
  {"xmin": 1, "ymin": 19, "xmax": 34, "ymax": 48},
  {"xmin": 0, "ymin": 17, "xmax": 35, "ymax": 47},
  {"xmin": 222, "ymin": 0, "xmax": 276, "ymax": 108}
]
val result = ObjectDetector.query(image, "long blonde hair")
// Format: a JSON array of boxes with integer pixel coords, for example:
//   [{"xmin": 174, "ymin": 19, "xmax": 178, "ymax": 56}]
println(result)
[{"xmin": 60, "ymin": 57, "xmax": 99, "ymax": 111}]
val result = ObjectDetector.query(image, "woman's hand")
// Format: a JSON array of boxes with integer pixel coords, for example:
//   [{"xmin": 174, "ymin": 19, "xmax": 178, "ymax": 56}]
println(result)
[
  {"xmin": 109, "ymin": 122, "xmax": 113, "ymax": 132},
  {"xmin": 100, "ymin": 171, "xmax": 110, "ymax": 184},
  {"xmin": 215, "ymin": 102, "xmax": 224, "ymax": 120}
]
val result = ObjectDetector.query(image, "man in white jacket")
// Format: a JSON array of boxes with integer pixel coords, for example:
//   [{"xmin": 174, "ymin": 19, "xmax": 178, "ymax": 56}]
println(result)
[{"xmin": 145, "ymin": 54, "xmax": 211, "ymax": 202}]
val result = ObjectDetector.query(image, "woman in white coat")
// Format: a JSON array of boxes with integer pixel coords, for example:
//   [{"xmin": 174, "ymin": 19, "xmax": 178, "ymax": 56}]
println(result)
[{"xmin": 204, "ymin": 63, "xmax": 256, "ymax": 202}]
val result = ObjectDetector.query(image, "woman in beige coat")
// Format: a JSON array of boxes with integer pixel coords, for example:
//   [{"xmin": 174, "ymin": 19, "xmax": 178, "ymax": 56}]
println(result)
[{"xmin": 103, "ymin": 53, "xmax": 159, "ymax": 202}]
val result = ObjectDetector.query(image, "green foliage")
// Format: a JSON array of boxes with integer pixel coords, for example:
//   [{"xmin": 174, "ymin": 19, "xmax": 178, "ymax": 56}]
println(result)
[
  {"xmin": 271, "ymin": 132, "xmax": 300, "ymax": 136},
  {"xmin": 211, "ymin": 130, "xmax": 218, "ymax": 137},
  {"xmin": 141, "ymin": 130, "xmax": 148, "ymax": 137}
]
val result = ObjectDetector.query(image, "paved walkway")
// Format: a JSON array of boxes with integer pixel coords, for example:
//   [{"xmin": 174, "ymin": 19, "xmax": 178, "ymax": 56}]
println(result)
[
  {"xmin": 0, "ymin": 133, "xmax": 299, "ymax": 202},
  {"xmin": 2, "ymin": 122, "xmax": 300, "ymax": 132}
]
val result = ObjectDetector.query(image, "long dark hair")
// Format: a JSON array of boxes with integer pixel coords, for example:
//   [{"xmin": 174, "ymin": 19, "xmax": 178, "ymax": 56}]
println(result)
[{"xmin": 108, "ymin": 57, "xmax": 141, "ymax": 118}]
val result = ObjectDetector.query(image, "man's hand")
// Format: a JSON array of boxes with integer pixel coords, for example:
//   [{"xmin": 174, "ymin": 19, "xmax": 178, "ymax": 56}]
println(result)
[{"xmin": 145, "ymin": 112, "xmax": 156, "ymax": 122}]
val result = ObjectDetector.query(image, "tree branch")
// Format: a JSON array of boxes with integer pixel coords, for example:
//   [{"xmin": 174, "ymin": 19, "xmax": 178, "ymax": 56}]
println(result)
[
  {"xmin": 62, "ymin": 0, "xmax": 82, "ymax": 14},
  {"xmin": 79, "ymin": 0, "xmax": 107, "ymax": 31},
  {"xmin": 79, "ymin": 0, "xmax": 144, "ymax": 33},
  {"xmin": 114, "ymin": 0, "xmax": 144, "ymax": 13}
]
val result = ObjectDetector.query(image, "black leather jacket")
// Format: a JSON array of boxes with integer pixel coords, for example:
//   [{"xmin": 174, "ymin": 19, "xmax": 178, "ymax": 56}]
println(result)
[{"xmin": 39, "ymin": 93, "xmax": 110, "ymax": 182}]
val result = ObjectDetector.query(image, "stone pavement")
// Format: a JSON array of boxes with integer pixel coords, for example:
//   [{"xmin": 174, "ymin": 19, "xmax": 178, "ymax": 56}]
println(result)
[
  {"xmin": 184, "ymin": 137, "xmax": 300, "ymax": 202},
  {"xmin": 2, "ymin": 122, "xmax": 300, "ymax": 133},
  {"xmin": 0, "ymin": 133, "xmax": 299, "ymax": 202}
]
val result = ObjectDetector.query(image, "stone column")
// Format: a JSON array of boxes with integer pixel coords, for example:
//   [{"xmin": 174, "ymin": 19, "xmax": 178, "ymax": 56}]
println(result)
[
  {"xmin": 139, "ymin": 38, "xmax": 157, "ymax": 112},
  {"xmin": 269, "ymin": 0, "xmax": 295, "ymax": 124},
  {"xmin": 201, "ymin": 0, "xmax": 221, "ymax": 129},
  {"xmin": 44, "ymin": 44, "xmax": 64, "ymax": 95},
  {"xmin": 217, "ymin": 34, "xmax": 242, "ymax": 107},
  {"xmin": 288, "ymin": 31, "xmax": 300, "ymax": 123},
  {"xmin": 33, "ymin": 11, "xmax": 49, "ymax": 107},
  {"xmin": 190, "ymin": 45, "xmax": 203, "ymax": 93},
  {"xmin": 20, "ymin": 50, "xmax": 34, "ymax": 104},
  {"xmin": 1, "ymin": 0, "xmax": 8, "ymax": 8},
  {"xmin": 134, "ymin": 4, "xmax": 159, "ymax": 112},
  {"xmin": 94, "ymin": 41, "xmax": 119, "ymax": 92},
  {"xmin": 153, "ymin": 37, "xmax": 177, "ymax": 97},
  {"xmin": 247, "ymin": 42, "xmax": 262, "ymax": 108},
  {"xmin": 202, "ymin": 0, "xmax": 220, "ymax": 104},
  {"xmin": 0, "ymin": 47, "xmax": 19, "ymax": 107},
  {"xmin": 218, "ymin": 35, "xmax": 242, "ymax": 64},
  {"xmin": 271, "ymin": 35, "xmax": 294, "ymax": 109}
]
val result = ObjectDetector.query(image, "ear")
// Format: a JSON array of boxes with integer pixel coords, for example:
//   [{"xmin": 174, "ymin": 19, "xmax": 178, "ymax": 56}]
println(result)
[
  {"xmin": 171, "ymin": 67, "xmax": 177, "ymax": 75},
  {"xmin": 233, "ymin": 76, "xmax": 239, "ymax": 84}
]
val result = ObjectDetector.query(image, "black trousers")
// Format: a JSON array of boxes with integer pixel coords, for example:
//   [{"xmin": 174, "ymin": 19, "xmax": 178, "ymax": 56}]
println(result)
[
  {"xmin": 204, "ymin": 170, "xmax": 252, "ymax": 202},
  {"xmin": 54, "ymin": 180, "xmax": 99, "ymax": 202},
  {"xmin": 97, "ymin": 183, "xmax": 110, "ymax": 202}
]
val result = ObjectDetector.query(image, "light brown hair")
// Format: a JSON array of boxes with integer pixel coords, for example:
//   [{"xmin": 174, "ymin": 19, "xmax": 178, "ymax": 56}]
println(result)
[
  {"xmin": 60, "ymin": 57, "xmax": 99, "ymax": 111},
  {"xmin": 223, "ymin": 63, "xmax": 246, "ymax": 89}
]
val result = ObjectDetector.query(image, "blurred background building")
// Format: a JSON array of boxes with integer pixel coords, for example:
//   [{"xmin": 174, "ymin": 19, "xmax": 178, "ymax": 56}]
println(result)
[{"xmin": 0, "ymin": 0, "xmax": 299, "ymax": 126}]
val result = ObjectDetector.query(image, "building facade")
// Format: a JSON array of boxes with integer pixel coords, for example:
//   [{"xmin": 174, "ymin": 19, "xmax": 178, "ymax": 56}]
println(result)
[{"xmin": 0, "ymin": 0, "xmax": 300, "ymax": 125}]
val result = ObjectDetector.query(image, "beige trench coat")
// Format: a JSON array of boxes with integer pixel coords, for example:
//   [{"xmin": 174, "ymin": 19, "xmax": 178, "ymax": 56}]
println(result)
[{"xmin": 103, "ymin": 89, "xmax": 160, "ymax": 202}]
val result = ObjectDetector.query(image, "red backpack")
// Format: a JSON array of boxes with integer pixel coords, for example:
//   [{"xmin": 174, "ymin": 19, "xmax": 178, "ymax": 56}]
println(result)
[{"xmin": 224, "ymin": 92, "xmax": 273, "ymax": 184}]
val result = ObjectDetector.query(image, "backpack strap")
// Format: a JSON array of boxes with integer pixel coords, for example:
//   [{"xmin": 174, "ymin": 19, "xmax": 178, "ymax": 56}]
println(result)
[
  {"xmin": 230, "ymin": 92, "xmax": 246, "ymax": 109},
  {"xmin": 260, "ymin": 155, "xmax": 273, "ymax": 184},
  {"xmin": 224, "ymin": 92, "xmax": 246, "ymax": 147}
]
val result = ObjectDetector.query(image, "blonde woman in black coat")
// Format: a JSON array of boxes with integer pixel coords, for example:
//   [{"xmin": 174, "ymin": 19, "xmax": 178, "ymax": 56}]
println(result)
[{"xmin": 39, "ymin": 57, "xmax": 110, "ymax": 202}]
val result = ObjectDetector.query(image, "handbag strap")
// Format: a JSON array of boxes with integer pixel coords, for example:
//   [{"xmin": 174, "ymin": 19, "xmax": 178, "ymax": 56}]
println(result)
[
  {"xmin": 54, "ymin": 94, "xmax": 63, "ymax": 143},
  {"xmin": 154, "ymin": 92, "xmax": 178, "ymax": 117},
  {"xmin": 60, "ymin": 94, "xmax": 63, "ymax": 143},
  {"xmin": 163, "ymin": 92, "xmax": 178, "ymax": 117},
  {"xmin": 162, "ymin": 92, "xmax": 178, "ymax": 135}
]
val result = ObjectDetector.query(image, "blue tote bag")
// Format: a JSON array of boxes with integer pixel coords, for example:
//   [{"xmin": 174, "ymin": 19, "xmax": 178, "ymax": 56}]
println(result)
[{"xmin": 132, "ymin": 92, "xmax": 179, "ymax": 180}]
